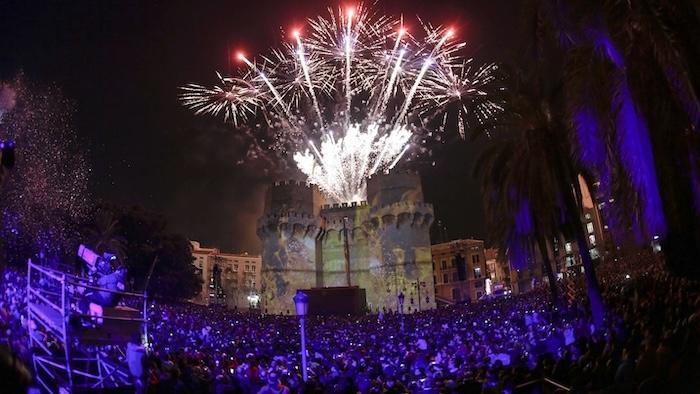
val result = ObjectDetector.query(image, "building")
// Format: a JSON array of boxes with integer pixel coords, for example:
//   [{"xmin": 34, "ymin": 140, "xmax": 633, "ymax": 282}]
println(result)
[
  {"xmin": 484, "ymin": 248, "xmax": 510, "ymax": 293},
  {"xmin": 257, "ymin": 171, "xmax": 436, "ymax": 314},
  {"xmin": 190, "ymin": 241, "xmax": 262, "ymax": 310},
  {"xmin": 431, "ymin": 239, "xmax": 487, "ymax": 303}
]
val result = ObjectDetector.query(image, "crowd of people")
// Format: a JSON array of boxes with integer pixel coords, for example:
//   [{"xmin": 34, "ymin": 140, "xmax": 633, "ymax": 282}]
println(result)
[{"xmin": 1, "ymin": 252, "xmax": 699, "ymax": 393}]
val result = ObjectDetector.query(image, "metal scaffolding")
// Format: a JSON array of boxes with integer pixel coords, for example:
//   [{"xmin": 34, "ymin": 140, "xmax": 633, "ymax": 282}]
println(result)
[{"xmin": 27, "ymin": 259, "xmax": 147, "ymax": 393}]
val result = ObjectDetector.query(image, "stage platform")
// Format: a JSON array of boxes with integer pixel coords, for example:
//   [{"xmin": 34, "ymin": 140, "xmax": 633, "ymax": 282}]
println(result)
[{"xmin": 303, "ymin": 286, "xmax": 367, "ymax": 316}]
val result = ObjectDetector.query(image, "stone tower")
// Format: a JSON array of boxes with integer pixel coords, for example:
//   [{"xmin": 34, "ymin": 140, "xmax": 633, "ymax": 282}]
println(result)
[{"xmin": 258, "ymin": 172, "xmax": 435, "ymax": 314}]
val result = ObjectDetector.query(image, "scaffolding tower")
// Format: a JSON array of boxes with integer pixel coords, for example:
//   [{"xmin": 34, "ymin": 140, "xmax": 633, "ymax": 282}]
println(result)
[{"xmin": 27, "ymin": 259, "xmax": 148, "ymax": 393}]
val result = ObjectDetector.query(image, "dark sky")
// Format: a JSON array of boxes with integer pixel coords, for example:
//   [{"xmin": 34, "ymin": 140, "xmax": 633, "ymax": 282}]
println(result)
[{"xmin": 0, "ymin": 0, "xmax": 521, "ymax": 254}]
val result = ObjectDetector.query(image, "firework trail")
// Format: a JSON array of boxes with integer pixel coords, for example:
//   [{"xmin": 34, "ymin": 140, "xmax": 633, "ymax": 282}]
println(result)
[{"xmin": 181, "ymin": 3, "xmax": 503, "ymax": 203}]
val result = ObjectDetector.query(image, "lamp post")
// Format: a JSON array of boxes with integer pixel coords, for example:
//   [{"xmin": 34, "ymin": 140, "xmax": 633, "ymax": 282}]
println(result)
[
  {"xmin": 398, "ymin": 291, "xmax": 405, "ymax": 331},
  {"xmin": 293, "ymin": 290, "xmax": 309, "ymax": 382}
]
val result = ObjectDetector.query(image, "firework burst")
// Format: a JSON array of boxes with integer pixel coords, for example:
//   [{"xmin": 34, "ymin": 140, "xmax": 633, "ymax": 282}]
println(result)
[{"xmin": 181, "ymin": 3, "xmax": 503, "ymax": 203}]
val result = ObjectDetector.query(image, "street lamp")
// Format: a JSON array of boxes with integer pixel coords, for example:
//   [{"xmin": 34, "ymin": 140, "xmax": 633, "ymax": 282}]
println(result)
[
  {"xmin": 247, "ymin": 293, "xmax": 260, "ymax": 309},
  {"xmin": 293, "ymin": 290, "xmax": 309, "ymax": 382},
  {"xmin": 398, "ymin": 291, "xmax": 405, "ymax": 332}
]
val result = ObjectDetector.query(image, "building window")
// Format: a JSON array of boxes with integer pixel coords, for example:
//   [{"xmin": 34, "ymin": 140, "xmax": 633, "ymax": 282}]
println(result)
[
  {"xmin": 251, "ymin": 266, "xmax": 256, "ymax": 272},
  {"xmin": 443, "ymin": 273, "xmax": 449, "ymax": 283},
  {"xmin": 588, "ymin": 234, "xmax": 596, "ymax": 245},
  {"xmin": 452, "ymin": 288, "xmax": 461, "ymax": 301},
  {"xmin": 441, "ymin": 260, "xmax": 447, "ymax": 270},
  {"xmin": 566, "ymin": 255, "xmax": 575, "ymax": 267},
  {"xmin": 451, "ymin": 258, "xmax": 456, "ymax": 268},
  {"xmin": 474, "ymin": 267, "xmax": 482, "ymax": 279},
  {"xmin": 472, "ymin": 254, "xmax": 480, "ymax": 264},
  {"xmin": 565, "ymin": 242, "xmax": 573, "ymax": 254},
  {"xmin": 475, "ymin": 280, "xmax": 482, "ymax": 288},
  {"xmin": 586, "ymin": 222, "xmax": 594, "ymax": 234},
  {"xmin": 432, "ymin": 261, "xmax": 435, "ymax": 270},
  {"xmin": 233, "ymin": 264, "xmax": 238, "ymax": 272},
  {"xmin": 433, "ymin": 275, "xmax": 436, "ymax": 284},
  {"xmin": 452, "ymin": 272, "xmax": 459, "ymax": 282},
  {"xmin": 584, "ymin": 213, "xmax": 592, "ymax": 220}
]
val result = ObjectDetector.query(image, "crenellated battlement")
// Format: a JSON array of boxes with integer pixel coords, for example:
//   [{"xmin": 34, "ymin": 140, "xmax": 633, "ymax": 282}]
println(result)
[
  {"xmin": 320, "ymin": 201, "xmax": 368, "ymax": 210},
  {"xmin": 371, "ymin": 200, "xmax": 434, "ymax": 213},
  {"xmin": 272, "ymin": 179, "xmax": 312, "ymax": 188},
  {"xmin": 258, "ymin": 210, "xmax": 316, "ymax": 221}
]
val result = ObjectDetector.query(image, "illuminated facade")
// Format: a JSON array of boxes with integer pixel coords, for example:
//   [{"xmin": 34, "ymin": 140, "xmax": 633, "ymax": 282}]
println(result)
[
  {"xmin": 257, "ymin": 171, "xmax": 436, "ymax": 314},
  {"xmin": 485, "ymin": 248, "xmax": 509, "ymax": 288},
  {"xmin": 431, "ymin": 239, "xmax": 487, "ymax": 303},
  {"xmin": 190, "ymin": 241, "xmax": 262, "ymax": 310}
]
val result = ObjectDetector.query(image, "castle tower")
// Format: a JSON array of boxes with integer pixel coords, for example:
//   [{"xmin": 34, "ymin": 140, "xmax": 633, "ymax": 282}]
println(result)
[
  {"xmin": 365, "ymin": 171, "xmax": 435, "ymax": 312},
  {"xmin": 257, "ymin": 181, "xmax": 322, "ymax": 314},
  {"xmin": 258, "ymin": 172, "xmax": 436, "ymax": 314}
]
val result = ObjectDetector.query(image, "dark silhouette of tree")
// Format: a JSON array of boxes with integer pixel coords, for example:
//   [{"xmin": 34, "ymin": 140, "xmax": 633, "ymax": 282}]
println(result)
[
  {"xmin": 531, "ymin": 0, "xmax": 700, "ymax": 277},
  {"xmin": 92, "ymin": 203, "xmax": 201, "ymax": 300},
  {"xmin": 84, "ymin": 208, "xmax": 127, "ymax": 263},
  {"xmin": 476, "ymin": 72, "xmax": 605, "ymax": 327}
]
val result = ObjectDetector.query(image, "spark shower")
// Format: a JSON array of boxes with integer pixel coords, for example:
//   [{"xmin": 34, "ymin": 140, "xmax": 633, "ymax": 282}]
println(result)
[{"xmin": 181, "ymin": 3, "xmax": 503, "ymax": 203}]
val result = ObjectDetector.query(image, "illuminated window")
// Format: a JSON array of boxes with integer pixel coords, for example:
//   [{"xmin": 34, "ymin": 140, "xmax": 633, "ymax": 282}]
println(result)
[
  {"xmin": 585, "ymin": 213, "xmax": 592, "ymax": 220},
  {"xmin": 586, "ymin": 222, "xmax": 594, "ymax": 234},
  {"xmin": 588, "ymin": 234, "xmax": 596, "ymax": 245},
  {"xmin": 474, "ymin": 267, "xmax": 482, "ymax": 278},
  {"xmin": 565, "ymin": 242, "xmax": 572, "ymax": 254},
  {"xmin": 566, "ymin": 256, "xmax": 575, "ymax": 266}
]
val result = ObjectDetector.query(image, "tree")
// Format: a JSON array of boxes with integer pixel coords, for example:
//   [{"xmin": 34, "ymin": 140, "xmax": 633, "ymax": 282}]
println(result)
[
  {"xmin": 533, "ymin": 0, "xmax": 700, "ymax": 277},
  {"xmin": 475, "ymin": 72, "xmax": 605, "ymax": 327},
  {"xmin": 84, "ymin": 208, "xmax": 127, "ymax": 262},
  {"xmin": 93, "ymin": 203, "xmax": 201, "ymax": 300},
  {"xmin": 0, "ymin": 76, "xmax": 90, "ymax": 266}
]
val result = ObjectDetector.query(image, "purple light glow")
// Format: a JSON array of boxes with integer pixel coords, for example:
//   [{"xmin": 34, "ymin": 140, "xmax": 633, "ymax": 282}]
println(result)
[
  {"xmin": 614, "ymin": 77, "xmax": 667, "ymax": 239},
  {"xmin": 587, "ymin": 31, "xmax": 667, "ymax": 242}
]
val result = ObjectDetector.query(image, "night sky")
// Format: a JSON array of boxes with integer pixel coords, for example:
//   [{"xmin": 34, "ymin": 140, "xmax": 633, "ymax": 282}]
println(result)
[{"xmin": 0, "ymin": 0, "xmax": 521, "ymax": 254}]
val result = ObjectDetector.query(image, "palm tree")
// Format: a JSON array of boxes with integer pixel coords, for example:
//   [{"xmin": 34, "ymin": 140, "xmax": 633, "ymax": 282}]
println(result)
[
  {"xmin": 476, "ymin": 73, "xmax": 606, "ymax": 327},
  {"xmin": 533, "ymin": 0, "xmax": 700, "ymax": 277},
  {"xmin": 84, "ymin": 209, "xmax": 127, "ymax": 263}
]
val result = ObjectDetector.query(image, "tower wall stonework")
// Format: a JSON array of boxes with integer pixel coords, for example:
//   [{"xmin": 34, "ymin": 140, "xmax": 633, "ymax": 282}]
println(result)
[
  {"xmin": 257, "ymin": 181, "xmax": 321, "ymax": 314},
  {"xmin": 258, "ymin": 173, "xmax": 435, "ymax": 314}
]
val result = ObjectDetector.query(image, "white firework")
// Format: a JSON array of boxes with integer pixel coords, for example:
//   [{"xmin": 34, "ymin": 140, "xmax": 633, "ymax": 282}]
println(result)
[{"xmin": 180, "ymin": 3, "xmax": 503, "ymax": 203}]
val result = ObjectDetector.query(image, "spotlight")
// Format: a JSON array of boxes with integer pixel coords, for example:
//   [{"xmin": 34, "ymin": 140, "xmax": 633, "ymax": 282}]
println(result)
[{"xmin": 0, "ymin": 140, "xmax": 15, "ymax": 169}]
